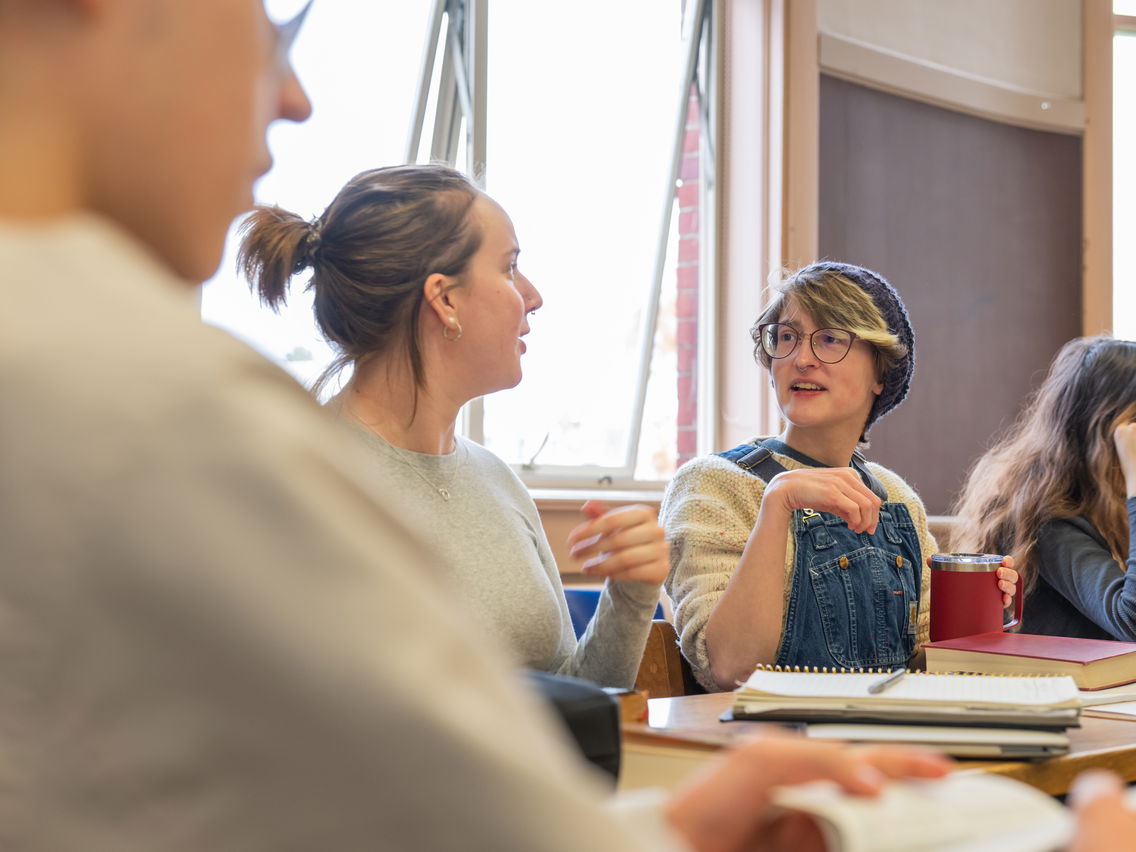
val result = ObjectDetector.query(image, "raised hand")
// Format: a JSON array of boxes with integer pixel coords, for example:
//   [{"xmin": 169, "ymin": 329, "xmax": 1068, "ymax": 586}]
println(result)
[
  {"xmin": 565, "ymin": 499, "xmax": 667, "ymax": 585},
  {"xmin": 763, "ymin": 467, "xmax": 882, "ymax": 534}
]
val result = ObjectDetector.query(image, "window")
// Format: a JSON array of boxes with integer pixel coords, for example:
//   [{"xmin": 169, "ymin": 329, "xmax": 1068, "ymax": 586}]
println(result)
[{"xmin": 203, "ymin": 0, "xmax": 717, "ymax": 489}]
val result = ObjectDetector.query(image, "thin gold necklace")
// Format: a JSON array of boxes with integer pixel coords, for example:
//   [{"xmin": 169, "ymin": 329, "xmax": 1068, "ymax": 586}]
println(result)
[
  {"xmin": 386, "ymin": 443, "xmax": 462, "ymax": 501},
  {"xmin": 346, "ymin": 410, "xmax": 463, "ymax": 501}
]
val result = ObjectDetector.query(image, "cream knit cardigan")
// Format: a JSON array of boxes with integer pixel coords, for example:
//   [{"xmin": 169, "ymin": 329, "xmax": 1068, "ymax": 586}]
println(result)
[{"xmin": 661, "ymin": 442, "xmax": 936, "ymax": 692}]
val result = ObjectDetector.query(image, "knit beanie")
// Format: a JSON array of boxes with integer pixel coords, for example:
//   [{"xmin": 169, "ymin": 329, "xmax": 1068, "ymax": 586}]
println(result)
[{"xmin": 805, "ymin": 261, "xmax": 915, "ymax": 432}]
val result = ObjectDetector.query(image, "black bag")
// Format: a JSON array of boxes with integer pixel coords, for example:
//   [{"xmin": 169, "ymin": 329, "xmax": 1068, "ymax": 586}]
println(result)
[{"xmin": 521, "ymin": 670, "xmax": 621, "ymax": 784}]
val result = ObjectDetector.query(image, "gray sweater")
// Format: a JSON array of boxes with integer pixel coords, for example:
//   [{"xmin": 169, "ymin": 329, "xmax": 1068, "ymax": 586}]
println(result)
[
  {"xmin": 0, "ymin": 215, "xmax": 680, "ymax": 849},
  {"xmin": 341, "ymin": 425, "xmax": 660, "ymax": 688},
  {"xmin": 1019, "ymin": 497, "xmax": 1136, "ymax": 640}
]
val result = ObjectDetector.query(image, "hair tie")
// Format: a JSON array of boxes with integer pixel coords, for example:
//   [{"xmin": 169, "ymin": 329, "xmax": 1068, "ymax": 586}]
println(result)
[{"xmin": 294, "ymin": 216, "xmax": 324, "ymax": 274}]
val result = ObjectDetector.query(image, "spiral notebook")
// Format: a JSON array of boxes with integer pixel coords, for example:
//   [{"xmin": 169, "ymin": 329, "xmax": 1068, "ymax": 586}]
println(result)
[{"xmin": 723, "ymin": 666, "xmax": 1081, "ymax": 730}]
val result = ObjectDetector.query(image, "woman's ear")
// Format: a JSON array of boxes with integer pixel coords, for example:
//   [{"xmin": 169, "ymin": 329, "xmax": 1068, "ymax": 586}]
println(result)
[{"xmin": 422, "ymin": 273, "xmax": 458, "ymax": 327}]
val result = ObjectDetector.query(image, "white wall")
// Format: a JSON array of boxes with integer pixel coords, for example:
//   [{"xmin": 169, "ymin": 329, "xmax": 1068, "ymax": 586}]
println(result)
[{"xmin": 819, "ymin": 0, "xmax": 1081, "ymax": 98}]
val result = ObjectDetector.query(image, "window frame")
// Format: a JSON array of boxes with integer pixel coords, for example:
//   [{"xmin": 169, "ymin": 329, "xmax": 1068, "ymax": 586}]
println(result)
[
  {"xmin": 1113, "ymin": 10, "xmax": 1135, "ymax": 338},
  {"xmin": 406, "ymin": 0, "xmax": 719, "ymax": 491}
]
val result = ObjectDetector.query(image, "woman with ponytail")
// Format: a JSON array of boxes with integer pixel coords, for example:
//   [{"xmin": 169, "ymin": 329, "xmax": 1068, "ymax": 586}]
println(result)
[
  {"xmin": 237, "ymin": 164, "xmax": 666, "ymax": 688},
  {"xmin": 952, "ymin": 336, "xmax": 1136, "ymax": 639}
]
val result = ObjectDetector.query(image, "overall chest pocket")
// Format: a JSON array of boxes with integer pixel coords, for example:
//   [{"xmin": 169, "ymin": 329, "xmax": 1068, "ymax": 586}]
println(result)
[{"xmin": 807, "ymin": 546, "xmax": 918, "ymax": 669}]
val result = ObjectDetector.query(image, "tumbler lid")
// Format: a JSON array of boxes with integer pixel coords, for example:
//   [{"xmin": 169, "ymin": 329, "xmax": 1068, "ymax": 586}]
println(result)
[{"xmin": 930, "ymin": 552, "xmax": 1003, "ymax": 572}]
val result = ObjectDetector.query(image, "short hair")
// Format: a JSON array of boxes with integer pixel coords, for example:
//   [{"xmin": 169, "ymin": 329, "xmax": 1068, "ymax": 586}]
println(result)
[{"xmin": 751, "ymin": 265, "xmax": 908, "ymax": 383}]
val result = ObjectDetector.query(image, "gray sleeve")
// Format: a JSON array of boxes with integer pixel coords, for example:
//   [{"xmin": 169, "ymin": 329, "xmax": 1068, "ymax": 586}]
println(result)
[
  {"xmin": 470, "ymin": 453, "xmax": 659, "ymax": 689},
  {"xmin": 559, "ymin": 578, "xmax": 660, "ymax": 688},
  {"xmin": 5, "ymin": 224, "xmax": 684, "ymax": 852},
  {"xmin": 521, "ymin": 503, "xmax": 658, "ymax": 689},
  {"xmin": 9, "ymin": 368, "xmax": 664, "ymax": 851},
  {"xmin": 1035, "ymin": 499, "xmax": 1136, "ymax": 638}
]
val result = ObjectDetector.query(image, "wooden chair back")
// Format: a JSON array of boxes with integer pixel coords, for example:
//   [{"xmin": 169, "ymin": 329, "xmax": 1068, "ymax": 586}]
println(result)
[{"xmin": 634, "ymin": 620, "xmax": 702, "ymax": 698}]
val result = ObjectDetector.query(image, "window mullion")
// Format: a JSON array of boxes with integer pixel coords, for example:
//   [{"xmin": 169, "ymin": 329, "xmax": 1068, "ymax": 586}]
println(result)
[
  {"xmin": 461, "ymin": 0, "xmax": 489, "ymax": 445},
  {"xmin": 429, "ymin": 39, "xmax": 459, "ymax": 162},
  {"xmin": 695, "ymin": 16, "xmax": 716, "ymax": 174},
  {"xmin": 695, "ymin": 0, "xmax": 719, "ymax": 455},
  {"xmin": 466, "ymin": 0, "xmax": 488, "ymax": 181},
  {"xmin": 405, "ymin": 0, "xmax": 448, "ymax": 162},
  {"xmin": 445, "ymin": 16, "xmax": 476, "ymax": 153}
]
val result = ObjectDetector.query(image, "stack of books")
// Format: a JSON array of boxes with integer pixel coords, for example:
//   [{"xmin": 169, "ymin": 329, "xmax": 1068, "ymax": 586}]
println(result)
[
  {"xmin": 923, "ymin": 631, "xmax": 1136, "ymax": 690},
  {"xmin": 723, "ymin": 665, "xmax": 1080, "ymax": 758}
]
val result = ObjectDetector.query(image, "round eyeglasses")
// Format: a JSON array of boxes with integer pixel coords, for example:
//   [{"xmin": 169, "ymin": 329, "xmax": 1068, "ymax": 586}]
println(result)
[{"xmin": 757, "ymin": 323, "xmax": 858, "ymax": 364}]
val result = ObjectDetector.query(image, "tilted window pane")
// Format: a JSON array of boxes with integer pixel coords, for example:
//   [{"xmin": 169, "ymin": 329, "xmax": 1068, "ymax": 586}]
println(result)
[{"xmin": 480, "ymin": 0, "xmax": 685, "ymax": 475}]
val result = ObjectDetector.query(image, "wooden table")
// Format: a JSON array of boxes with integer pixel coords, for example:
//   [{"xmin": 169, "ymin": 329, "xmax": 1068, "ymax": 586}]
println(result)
[{"xmin": 619, "ymin": 692, "xmax": 1136, "ymax": 796}]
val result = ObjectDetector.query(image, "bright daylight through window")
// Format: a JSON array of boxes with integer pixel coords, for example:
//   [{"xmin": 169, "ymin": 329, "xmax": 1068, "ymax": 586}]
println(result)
[{"xmin": 202, "ymin": 0, "xmax": 712, "ymax": 487}]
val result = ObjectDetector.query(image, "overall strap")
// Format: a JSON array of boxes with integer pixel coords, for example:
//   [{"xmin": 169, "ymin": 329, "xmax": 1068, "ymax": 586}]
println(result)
[
  {"xmin": 849, "ymin": 452, "xmax": 889, "ymax": 502},
  {"xmin": 715, "ymin": 442, "xmax": 790, "ymax": 484},
  {"xmin": 718, "ymin": 442, "xmax": 890, "ymax": 502}
]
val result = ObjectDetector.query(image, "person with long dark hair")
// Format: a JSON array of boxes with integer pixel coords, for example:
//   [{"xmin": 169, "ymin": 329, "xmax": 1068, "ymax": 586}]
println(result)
[{"xmin": 953, "ymin": 336, "xmax": 1136, "ymax": 639}]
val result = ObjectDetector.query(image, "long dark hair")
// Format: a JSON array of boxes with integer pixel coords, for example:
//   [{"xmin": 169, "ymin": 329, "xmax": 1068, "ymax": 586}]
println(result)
[
  {"xmin": 952, "ymin": 336, "xmax": 1136, "ymax": 590},
  {"xmin": 238, "ymin": 164, "xmax": 482, "ymax": 397}
]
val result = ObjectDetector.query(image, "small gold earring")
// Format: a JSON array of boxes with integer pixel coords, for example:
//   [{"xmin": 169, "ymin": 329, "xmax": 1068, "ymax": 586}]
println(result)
[{"xmin": 442, "ymin": 318, "xmax": 463, "ymax": 342}]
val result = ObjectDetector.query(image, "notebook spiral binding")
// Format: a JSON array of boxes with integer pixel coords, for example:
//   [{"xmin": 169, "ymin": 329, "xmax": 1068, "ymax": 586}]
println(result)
[{"xmin": 753, "ymin": 664, "xmax": 1063, "ymax": 678}]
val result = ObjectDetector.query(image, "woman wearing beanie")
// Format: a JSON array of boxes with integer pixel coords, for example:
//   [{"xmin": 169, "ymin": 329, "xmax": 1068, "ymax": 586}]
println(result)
[
  {"xmin": 237, "ymin": 164, "xmax": 667, "ymax": 689},
  {"xmin": 661, "ymin": 263, "xmax": 1018, "ymax": 691}
]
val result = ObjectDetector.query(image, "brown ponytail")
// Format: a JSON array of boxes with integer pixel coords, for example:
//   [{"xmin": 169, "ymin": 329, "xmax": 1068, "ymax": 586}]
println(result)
[
  {"xmin": 237, "ymin": 164, "xmax": 483, "ymax": 398},
  {"xmin": 237, "ymin": 205, "xmax": 314, "ymax": 311}
]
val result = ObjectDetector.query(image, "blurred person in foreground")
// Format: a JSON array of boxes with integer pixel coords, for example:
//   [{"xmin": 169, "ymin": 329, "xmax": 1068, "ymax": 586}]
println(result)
[{"xmin": 0, "ymin": 1, "xmax": 1126, "ymax": 849}]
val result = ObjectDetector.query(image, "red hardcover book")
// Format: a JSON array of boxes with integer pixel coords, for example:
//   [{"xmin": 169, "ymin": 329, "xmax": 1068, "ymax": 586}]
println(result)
[{"xmin": 923, "ymin": 632, "xmax": 1136, "ymax": 690}]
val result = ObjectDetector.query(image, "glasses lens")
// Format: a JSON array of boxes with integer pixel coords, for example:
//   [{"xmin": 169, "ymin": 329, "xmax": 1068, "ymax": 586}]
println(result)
[
  {"xmin": 812, "ymin": 328, "xmax": 854, "ymax": 363},
  {"xmin": 762, "ymin": 324, "xmax": 798, "ymax": 359}
]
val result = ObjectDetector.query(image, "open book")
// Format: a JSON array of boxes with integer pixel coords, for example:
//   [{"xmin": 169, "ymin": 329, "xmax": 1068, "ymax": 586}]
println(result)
[
  {"xmin": 773, "ymin": 773, "xmax": 1072, "ymax": 852},
  {"xmin": 725, "ymin": 667, "xmax": 1081, "ymax": 729}
]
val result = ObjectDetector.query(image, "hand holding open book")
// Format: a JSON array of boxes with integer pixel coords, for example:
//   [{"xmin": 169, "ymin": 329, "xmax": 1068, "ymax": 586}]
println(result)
[{"xmin": 773, "ymin": 773, "xmax": 1072, "ymax": 852}]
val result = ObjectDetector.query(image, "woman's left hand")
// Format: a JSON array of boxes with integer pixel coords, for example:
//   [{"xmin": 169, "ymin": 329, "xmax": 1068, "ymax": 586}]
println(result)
[
  {"xmin": 996, "ymin": 556, "xmax": 1018, "ymax": 609},
  {"xmin": 566, "ymin": 499, "xmax": 667, "ymax": 585}
]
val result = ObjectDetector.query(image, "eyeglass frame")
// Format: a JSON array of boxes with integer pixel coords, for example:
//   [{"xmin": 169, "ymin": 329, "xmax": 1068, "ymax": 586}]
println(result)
[{"xmin": 756, "ymin": 322, "xmax": 861, "ymax": 365}]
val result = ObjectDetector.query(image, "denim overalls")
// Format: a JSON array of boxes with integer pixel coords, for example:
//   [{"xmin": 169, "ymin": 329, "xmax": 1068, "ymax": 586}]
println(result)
[{"xmin": 718, "ymin": 439, "xmax": 922, "ymax": 670}]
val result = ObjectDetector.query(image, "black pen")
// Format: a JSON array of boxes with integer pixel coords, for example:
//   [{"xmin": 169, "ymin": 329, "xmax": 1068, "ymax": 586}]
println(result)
[{"xmin": 867, "ymin": 667, "xmax": 907, "ymax": 695}]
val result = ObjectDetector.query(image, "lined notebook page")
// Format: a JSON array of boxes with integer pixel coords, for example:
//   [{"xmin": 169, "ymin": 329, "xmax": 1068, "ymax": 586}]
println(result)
[{"xmin": 740, "ymin": 669, "xmax": 1080, "ymax": 706}]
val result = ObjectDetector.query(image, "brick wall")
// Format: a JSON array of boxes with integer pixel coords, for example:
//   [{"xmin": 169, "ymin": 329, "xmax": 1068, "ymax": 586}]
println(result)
[{"xmin": 676, "ymin": 91, "xmax": 701, "ymax": 466}]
